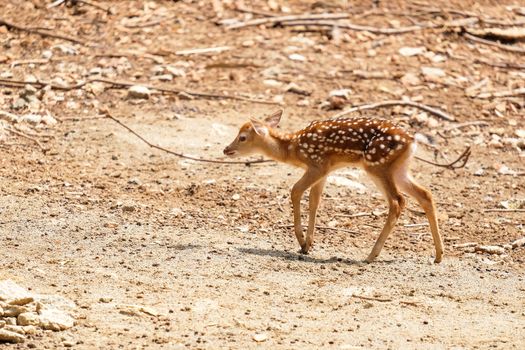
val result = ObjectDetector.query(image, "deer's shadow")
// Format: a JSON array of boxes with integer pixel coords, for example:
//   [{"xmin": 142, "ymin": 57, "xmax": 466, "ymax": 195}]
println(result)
[{"xmin": 237, "ymin": 247, "xmax": 395, "ymax": 266}]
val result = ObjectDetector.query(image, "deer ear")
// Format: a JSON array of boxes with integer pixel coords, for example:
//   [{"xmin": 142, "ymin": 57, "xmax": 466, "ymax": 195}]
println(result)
[
  {"xmin": 250, "ymin": 118, "xmax": 268, "ymax": 136},
  {"xmin": 264, "ymin": 109, "xmax": 283, "ymax": 128}
]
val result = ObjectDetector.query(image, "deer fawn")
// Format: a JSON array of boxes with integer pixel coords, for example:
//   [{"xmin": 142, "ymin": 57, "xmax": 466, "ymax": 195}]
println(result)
[{"xmin": 223, "ymin": 110, "xmax": 444, "ymax": 263}]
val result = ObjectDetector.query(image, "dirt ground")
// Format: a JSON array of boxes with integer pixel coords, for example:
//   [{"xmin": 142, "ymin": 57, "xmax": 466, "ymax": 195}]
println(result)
[{"xmin": 1, "ymin": 0, "xmax": 524, "ymax": 349}]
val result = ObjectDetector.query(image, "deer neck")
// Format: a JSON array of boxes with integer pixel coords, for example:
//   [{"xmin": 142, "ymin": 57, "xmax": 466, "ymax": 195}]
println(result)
[{"xmin": 257, "ymin": 131, "xmax": 294, "ymax": 165}]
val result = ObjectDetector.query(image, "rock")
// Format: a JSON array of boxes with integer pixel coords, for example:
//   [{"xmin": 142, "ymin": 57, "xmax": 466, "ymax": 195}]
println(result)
[
  {"xmin": 516, "ymin": 129, "xmax": 525, "ymax": 138},
  {"xmin": 231, "ymin": 193, "xmax": 240, "ymax": 201},
  {"xmin": 329, "ymin": 89, "xmax": 352, "ymax": 99},
  {"xmin": 272, "ymin": 95, "xmax": 284, "ymax": 104},
  {"xmin": 118, "ymin": 305, "xmax": 160, "ymax": 317},
  {"xmin": 2, "ymin": 305, "xmax": 29, "ymax": 317},
  {"xmin": 165, "ymin": 66, "xmax": 185, "ymax": 77},
  {"xmin": 22, "ymin": 326, "xmax": 38, "ymax": 335},
  {"xmin": 42, "ymin": 50, "xmax": 53, "ymax": 59},
  {"xmin": 327, "ymin": 96, "xmax": 346, "ymax": 110},
  {"xmin": 4, "ymin": 317, "xmax": 16, "ymax": 325},
  {"xmin": 9, "ymin": 296, "xmax": 33, "ymax": 306},
  {"xmin": 475, "ymin": 245, "xmax": 506, "ymax": 255},
  {"xmin": 38, "ymin": 308, "xmax": 74, "ymax": 331},
  {"xmin": 122, "ymin": 205, "xmax": 135, "ymax": 212},
  {"xmin": 34, "ymin": 294, "xmax": 76, "ymax": 311},
  {"xmin": 401, "ymin": 72, "xmax": 421, "ymax": 86},
  {"xmin": 3, "ymin": 325, "xmax": 25, "ymax": 335},
  {"xmin": 252, "ymin": 333, "xmax": 268, "ymax": 342},
  {"xmin": 12, "ymin": 98, "xmax": 28, "ymax": 109},
  {"xmin": 421, "ymin": 66, "xmax": 446, "ymax": 79},
  {"xmin": 263, "ymin": 79, "xmax": 283, "ymax": 88},
  {"xmin": 0, "ymin": 329, "xmax": 25, "ymax": 343},
  {"xmin": 24, "ymin": 75, "xmax": 38, "ymax": 83},
  {"xmin": 41, "ymin": 113, "xmax": 57, "ymax": 126},
  {"xmin": 17, "ymin": 312, "xmax": 40, "ymax": 326},
  {"xmin": 288, "ymin": 53, "xmax": 306, "ymax": 62},
  {"xmin": 20, "ymin": 114, "xmax": 42, "ymax": 124},
  {"xmin": 296, "ymin": 99, "xmax": 309, "ymax": 107},
  {"xmin": 127, "ymin": 85, "xmax": 151, "ymax": 99},
  {"xmin": 0, "ymin": 70, "xmax": 13, "ymax": 78},
  {"xmin": 399, "ymin": 46, "xmax": 426, "ymax": 57},
  {"xmin": 500, "ymin": 199, "xmax": 525, "ymax": 210},
  {"xmin": 284, "ymin": 82, "xmax": 310, "ymax": 96},
  {"xmin": 511, "ymin": 237, "xmax": 525, "ymax": 249},
  {"xmin": 473, "ymin": 168, "xmax": 485, "ymax": 176}
]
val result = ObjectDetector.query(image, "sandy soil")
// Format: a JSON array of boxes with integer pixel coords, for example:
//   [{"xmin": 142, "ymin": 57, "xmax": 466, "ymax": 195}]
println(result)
[{"xmin": 1, "ymin": 0, "xmax": 524, "ymax": 349}]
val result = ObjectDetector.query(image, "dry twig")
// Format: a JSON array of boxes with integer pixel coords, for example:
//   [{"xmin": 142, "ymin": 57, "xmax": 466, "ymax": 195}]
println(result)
[
  {"xmin": 280, "ymin": 20, "xmax": 431, "ymax": 34},
  {"xmin": 6, "ymin": 128, "xmax": 48, "ymax": 152},
  {"xmin": 0, "ymin": 77, "xmax": 280, "ymax": 105},
  {"xmin": 173, "ymin": 46, "xmax": 232, "ymax": 56},
  {"xmin": 483, "ymin": 209, "xmax": 525, "ymax": 213},
  {"xmin": 352, "ymin": 294, "xmax": 393, "ymax": 302},
  {"xmin": 473, "ymin": 58, "xmax": 525, "ymax": 70},
  {"xmin": 332, "ymin": 100, "xmax": 455, "ymax": 122},
  {"xmin": 463, "ymin": 32, "xmax": 525, "ymax": 54},
  {"xmin": 476, "ymin": 88, "xmax": 525, "ymax": 99},
  {"xmin": 101, "ymin": 109, "xmax": 271, "ymax": 166},
  {"xmin": 441, "ymin": 121, "xmax": 490, "ymax": 132},
  {"xmin": 0, "ymin": 18, "xmax": 88, "ymax": 45},
  {"xmin": 124, "ymin": 16, "xmax": 177, "ymax": 28},
  {"xmin": 414, "ymin": 146, "xmax": 471, "ymax": 170},
  {"xmin": 335, "ymin": 212, "xmax": 374, "ymax": 218},
  {"xmin": 225, "ymin": 13, "xmax": 351, "ymax": 29}
]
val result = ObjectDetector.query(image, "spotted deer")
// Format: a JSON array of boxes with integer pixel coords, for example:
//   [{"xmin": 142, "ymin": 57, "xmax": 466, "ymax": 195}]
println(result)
[{"xmin": 223, "ymin": 110, "xmax": 444, "ymax": 263}]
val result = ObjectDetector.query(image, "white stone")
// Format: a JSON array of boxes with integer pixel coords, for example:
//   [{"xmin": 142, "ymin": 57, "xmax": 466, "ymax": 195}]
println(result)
[
  {"xmin": 127, "ymin": 85, "xmax": 151, "ymax": 99},
  {"xmin": 263, "ymin": 79, "xmax": 283, "ymax": 88},
  {"xmin": 421, "ymin": 66, "xmax": 446, "ymax": 78},
  {"xmin": 329, "ymin": 89, "xmax": 352, "ymax": 99},
  {"xmin": 399, "ymin": 46, "xmax": 426, "ymax": 56},
  {"xmin": 165, "ymin": 66, "xmax": 185, "ymax": 77},
  {"xmin": 253, "ymin": 333, "xmax": 268, "ymax": 342},
  {"xmin": 0, "ymin": 280, "xmax": 33, "ymax": 303},
  {"xmin": 288, "ymin": 53, "xmax": 306, "ymax": 62},
  {"xmin": 38, "ymin": 308, "xmax": 74, "ymax": 331}
]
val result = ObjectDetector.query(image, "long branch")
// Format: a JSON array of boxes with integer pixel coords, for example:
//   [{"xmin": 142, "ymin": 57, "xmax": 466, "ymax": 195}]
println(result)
[
  {"xmin": 463, "ymin": 32, "xmax": 525, "ymax": 54},
  {"xmin": 101, "ymin": 109, "xmax": 272, "ymax": 165},
  {"xmin": 331, "ymin": 100, "xmax": 455, "ymax": 122},
  {"xmin": 0, "ymin": 18, "xmax": 88, "ymax": 45},
  {"xmin": 0, "ymin": 77, "xmax": 280, "ymax": 105}
]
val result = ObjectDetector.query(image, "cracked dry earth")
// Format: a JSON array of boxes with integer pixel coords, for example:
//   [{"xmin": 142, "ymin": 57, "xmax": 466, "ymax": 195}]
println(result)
[{"xmin": 1, "ymin": 0, "xmax": 525, "ymax": 349}]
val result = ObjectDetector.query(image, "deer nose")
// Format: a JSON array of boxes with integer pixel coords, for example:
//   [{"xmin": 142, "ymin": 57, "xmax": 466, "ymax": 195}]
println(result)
[{"xmin": 223, "ymin": 146, "xmax": 235, "ymax": 156}]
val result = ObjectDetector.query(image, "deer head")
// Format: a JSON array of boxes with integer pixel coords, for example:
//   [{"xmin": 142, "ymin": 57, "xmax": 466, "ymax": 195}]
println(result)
[{"xmin": 223, "ymin": 110, "xmax": 283, "ymax": 157}]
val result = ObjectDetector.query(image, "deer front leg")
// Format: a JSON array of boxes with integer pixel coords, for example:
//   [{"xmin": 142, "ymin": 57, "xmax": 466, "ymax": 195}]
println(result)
[
  {"xmin": 291, "ymin": 169, "xmax": 326, "ymax": 254},
  {"xmin": 304, "ymin": 178, "xmax": 327, "ymax": 253}
]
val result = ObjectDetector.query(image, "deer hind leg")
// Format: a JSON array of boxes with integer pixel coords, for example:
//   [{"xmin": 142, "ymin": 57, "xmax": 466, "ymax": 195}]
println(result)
[
  {"xmin": 394, "ymin": 168, "xmax": 444, "ymax": 263},
  {"xmin": 291, "ymin": 169, "xmax": 326, "ymax": 254},
  {"xmin": 365, "ymin": 174, "xmax": 405, "ymax": 263},
  {"xmin": 304, "ymin": 177, "xmax": 327, "ymax": 253}
]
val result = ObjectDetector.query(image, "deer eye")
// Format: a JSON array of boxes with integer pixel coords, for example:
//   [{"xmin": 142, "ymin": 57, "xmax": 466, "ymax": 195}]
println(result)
[{"xmin": 239, "ymin": 135, "xmax": 247, "ymax": 142}]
